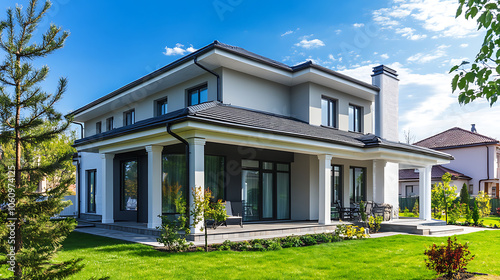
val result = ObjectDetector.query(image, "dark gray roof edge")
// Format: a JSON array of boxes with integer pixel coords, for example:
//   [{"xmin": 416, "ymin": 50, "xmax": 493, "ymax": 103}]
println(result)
[
  {"xmin": 432, "ymin": 142, "xmax": 499, "ymax": 150},
  {"xmin": 292, "ymin": 62, "xmax": 379, "ymax": 91},
  {"xmin": 68, "ymin": 41, "xmax": 380, "ymax": 117},
  {"xmin": 366, "ymin": 139, "xmax": 454, "ymax": 161},
  {"xmin": 67, "ymin": 42, "xmax": 218, "ymax": 117}
]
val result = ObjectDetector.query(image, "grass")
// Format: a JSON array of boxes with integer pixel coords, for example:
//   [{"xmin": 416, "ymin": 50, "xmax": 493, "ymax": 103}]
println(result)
[
  {"xmin": 1, "ymin": 230, "xmax": 498, "ymax": 279},
  {"xmin": 1, "ymin": 230, "xmax": 495, "ymax": 279}
]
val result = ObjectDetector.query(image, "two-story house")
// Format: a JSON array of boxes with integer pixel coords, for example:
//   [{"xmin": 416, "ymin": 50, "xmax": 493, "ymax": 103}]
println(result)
[
  {"xmin": 70, "ymin": 41, "xmax": 451, "ymax": 232},
  {"xmin": 400, "ymin": 127, "xmax": 499, "ymax": 198}
]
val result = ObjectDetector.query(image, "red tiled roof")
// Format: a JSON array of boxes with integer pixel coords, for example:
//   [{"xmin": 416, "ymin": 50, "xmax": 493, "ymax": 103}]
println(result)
[
  {"xmin": 399, "ymin": 165, "xmax": 472, "ymax": 181},
  {"xmin": 414, "ymin": 127, "xmax": 498, "ymax": 150}
]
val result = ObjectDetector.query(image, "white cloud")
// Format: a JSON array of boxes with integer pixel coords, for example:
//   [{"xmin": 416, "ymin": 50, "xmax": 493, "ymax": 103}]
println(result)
[
  {"xmin": 163, "ymin": 43, "xmax": 197, "ymax": 56},
  {"xmin": 336, "ymin": 62, "xmax": 500, "ymax": 141},
  {"xmin": 380, "ymin": 53, "xmax": 390, "ymax": 59},
  {"xmin": 407, "ymin": 44, "xmax": 449, "ymax": 63},
  {"xmin": 353, "ymin": 23, "xmax": 365, "ymax": 28},
  {"xmin": 335, "ymin": 29, "xmax": 342, "ymax": 35},
  {"xmin": 373, "ymin": 0, "xmax": 480, "ymax": 38},
  {"xmin": 281, "ymin": 30, "xmax": 293, "ymax": 37},
  {"xmin": 295, "ymin": 39, "xmax": 325, "ymax": 49},
  {"xmin": 460, "ymin": 43, "xmax": 469, "ymax": 48},
  {"xmin": 395, "ymin": 27, "xmax": 427, "ymax": 40}
]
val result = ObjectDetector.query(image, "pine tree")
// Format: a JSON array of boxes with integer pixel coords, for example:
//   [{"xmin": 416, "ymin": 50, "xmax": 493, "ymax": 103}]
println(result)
[{"xmin": 0, "ymin": 1, "xmax": 82, "ymax": 278}]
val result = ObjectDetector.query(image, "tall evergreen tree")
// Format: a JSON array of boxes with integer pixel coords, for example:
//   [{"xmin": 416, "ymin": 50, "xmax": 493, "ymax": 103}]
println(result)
[
  {"xmin": 0, "ymin": 1, "xmax": 82, "ymax": 278},
  {"xmin": 460, "ymin": 183, "xmax": 470, "ymax": 205}
]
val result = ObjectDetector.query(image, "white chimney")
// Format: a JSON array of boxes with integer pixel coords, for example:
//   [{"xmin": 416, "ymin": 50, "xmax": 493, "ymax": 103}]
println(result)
[{"xmin": 371, "ymin": 65, "xmax": 399, "ymax": 142}]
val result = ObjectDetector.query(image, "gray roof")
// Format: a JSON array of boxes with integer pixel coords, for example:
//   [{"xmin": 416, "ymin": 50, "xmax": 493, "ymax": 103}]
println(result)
[
  {"xmin": 74, "ymin": 101, "xmax": 452, "ymax": 160},
  {"xmin": 68, "ymin": 41, "xmax": 379, "ymax": 117},
  {"xmin": 414, "ymin": 127, "xmax": 498, "ymax": 150},
  {"xmin": 399, "ymin": 165, "xmax": 472, "ymax": 181}
]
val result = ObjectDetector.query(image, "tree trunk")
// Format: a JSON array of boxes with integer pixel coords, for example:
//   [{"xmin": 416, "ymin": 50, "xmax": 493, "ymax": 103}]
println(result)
[
  {"xmin": 14, "ymin": 53, "xmax": 22, "ymax": 278},
  {"xmin": 204, "ymin": 220, "xmax": 208, "ymax": 252}
]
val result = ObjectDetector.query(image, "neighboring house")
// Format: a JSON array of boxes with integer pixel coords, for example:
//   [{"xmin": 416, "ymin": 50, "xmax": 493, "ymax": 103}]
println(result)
[
  {"xmin": 69, "ymin": 41, "xmax": 451, "ymax": 231},
  {"xmin": 399, "ymin": 165, "xmax": 472, "ymax": 197},
  {"xmin": 401, "ymin": 127, "xmax": 499, "ymax": 198}
]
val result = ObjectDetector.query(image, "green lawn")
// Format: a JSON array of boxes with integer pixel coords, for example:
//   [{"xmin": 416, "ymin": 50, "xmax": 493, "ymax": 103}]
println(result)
[
  {"xmin": 1, "ymin": 230, "xmax": 499, "ymax": 279},
  {"xmin": 33, "ymin": 231, "xmax": 500, "ymax": 279}
]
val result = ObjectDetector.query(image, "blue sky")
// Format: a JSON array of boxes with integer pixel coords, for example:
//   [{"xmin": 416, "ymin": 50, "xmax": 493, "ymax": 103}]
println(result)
[{"xmin": 4, "ymin": 0, "xmax": 497, "ymax": 141}]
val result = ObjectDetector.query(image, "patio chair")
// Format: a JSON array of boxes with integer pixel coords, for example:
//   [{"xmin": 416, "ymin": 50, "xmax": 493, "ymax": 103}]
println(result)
[
  {"xmin": 221, "ymin": 201, "xmax": 243, "ymax": 228},
  {"xmin": 336, "ymin": 201, "xmax": 353, "ymax": 220}
]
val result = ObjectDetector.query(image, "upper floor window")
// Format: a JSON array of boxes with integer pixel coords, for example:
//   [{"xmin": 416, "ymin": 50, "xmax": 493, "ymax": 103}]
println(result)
[
  {"xmin": 106, "ymin": 117, "xmax": 114, "ymax": 131},
  {"xmin": 188, "ymin": 84, "xmax": 208, "ymax": 106},
  {"xmin": 96, "ymin": 121, "xmax": 102, "ymax": 134},
  {"xmin": 123, "ymin": 109, "xmax": 135, "ymax": 126},
  {"xmin": 349, "ymin": 104, "xmax": 362, "ymax": 133},
  {"xmin": 321, "ymin": 97, "xmax": 337, "ymax": 128},
  {"xmin": 156, "ymin": 97, "xmax": 168, "ymax": 116}
]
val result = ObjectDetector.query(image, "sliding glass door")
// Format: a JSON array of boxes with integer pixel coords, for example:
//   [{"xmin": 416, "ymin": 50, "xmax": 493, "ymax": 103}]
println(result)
[
  {"xmin": 241, "ymin": 160, "xmax": 290, "ymax": 221},
  {"xmin": 121, "ymin": 160, "xmax": 138, "ymax": 211}
]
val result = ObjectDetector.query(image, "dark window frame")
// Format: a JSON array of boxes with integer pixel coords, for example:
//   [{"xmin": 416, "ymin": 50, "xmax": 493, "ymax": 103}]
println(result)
[
  {"xmin": 106, "ymin": 117, "xmax": 114, "ymax": 131},
  {"xmin": 155, "ymin": 97, "xmax": 168, "ymax": 116},
  {"xmin": 321, "ymin": 96, "xmax": 338, "ymax": 128},
  {"xmin": 331, "ymin": 165, "xmax": 343, "ymax": 206},
  {"xmin": 123, "ymin": 109, "xmax": 135, "ymax": 126},
  {"xmin": 349, "ymin": 104, "xmax": 363, "ymax": 133},
  {"xmin": 349, "ymin": 166, "xmax": 366, "ymax": 204},
  {"xmin": 86, "ymin": 169, "xmax": 97, "ymax": 213},
  {"xmin": 95, "ymin": 121, "xmax": 102, "ymax": 134},
  {"xmin": 241, "ymin": 159, "xmax": 291, "ymax": 221},
  {"xmin": 187, "ymin": 83, "xmax": 208, "ymax": 106},
  {"xmin": 120, "ymin": 159, "xmax": 138, "ymax": 211}
]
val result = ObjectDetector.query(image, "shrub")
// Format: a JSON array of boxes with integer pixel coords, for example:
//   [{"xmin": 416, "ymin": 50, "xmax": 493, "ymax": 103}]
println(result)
[
  {"xmin": 496, "ymin": 207, "xmax": 500, "ymax": 216},
  {"xmin": 368, "ymin": 216, "xmax": 383, "ymax": 233},
  {"xmin": 335, "ymin": 224, "xmax": 367, "ymax": 239},
  {"xmin": 476, "ymin": 191, "xmax": 491, "ymax": 217},
  {"xmin": 447, "ymin": 202, "xmax": 462, "ymax": 225},
  {"xmin": 266, "ymin": 240, "xmax": 282, "ymax": 251},
  {"xmin": 314, "ymin": 233, "xmax": 331, "ymax": 243},
  {"xmin": 156, "ymin": 193, "xmax": 193, "ymax": 252},
  {"xmin": 412, "ymin": 199, "xmax": 419, "ymax": 216},
  {"xmin": 300, "ymin": 234, "xmax": 318, "ymax": 246},
  {"xmin": 424, "ymin": 237, "xmax": 475, "ymax": 278},
  {"xmin": 237, "ymin": 241, "xmax": 252, "ymax": 251},
  {"xmin": 472, "ymin": 200, "xmax": 480, "ymax": 226},
  {"xmin": 281, "ymin": 235, "xmax": 303, "ymax": 248},
  {"xmin": 252, "ymin": 243, "xmax": 266, "ymax": 251}
]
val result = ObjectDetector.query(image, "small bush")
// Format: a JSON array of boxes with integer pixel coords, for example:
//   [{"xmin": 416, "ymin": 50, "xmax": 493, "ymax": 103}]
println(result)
[
  {"xmin": 368, "ymin": 216, "xmax": 383, "ymax": 233},
  {"xmin": 472, "ymin": 200, "xmax": 480, "ymax": 226},
  {"xmin": 476, "ymin": 191, "xmax": 491, "ymax": 217},
  {"xmin": 412, "ymin": 200, "xmax": 419, "ymax": 216},
  {"xmin": 300, "ymin": 234, "xmax": 318, "ymax": 246},
  {"xmin": 424, "ymin": 237, "xmax": 475, "ymax": 278},
  {"xmin": 252, "ymin": 243, "xmax": 266, "ymax": 251},
  {"xmin": 237, "ymin": 241, "xmax": 252, "ymax": 251},
  {"xmin": 335, "ymin": 224, "xmax": 367, "ymax": 239},
  {"xmin": 266, "ymin": 240, "xmax": 282, "ymax": 251},
  {"xmin": 496, "ymin": 207, "xmax": 500, "ymax": 216},
  {"xmin": 281, "ymin": 235, "xmax": 303, "ymax": 248}
]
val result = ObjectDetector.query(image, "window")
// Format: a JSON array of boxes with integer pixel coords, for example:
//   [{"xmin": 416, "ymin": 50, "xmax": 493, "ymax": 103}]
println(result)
[
  {"xmin": 469, "ymin": 184, "xmax": 473, "ymax": 195},
  {"xmin": 188, "ymin": 84, "xmax": 208, "ymax": 106},
  {"xmin": 106, "ymin": 117, "xmax": 114, "ymax": 131},
  {"xmin": 156, "ymin": 98, "xmax": 168, "ymax": 116},
  {"xmin": 96, "ymin": 122, "xmax": 102, "ymax": 134},
  {"xmin": 205, "ymin": 155, "xmax": 225, "ymax": 201},
  {"xmin": 331, "ymin": 165, "xmax": 342, "ymax": 206},
  {"xmin": 321, "ymin": 97, "xmax": 337, "ymax": 128},
  {"xmin": 349, "ymin": 104, "xmax": 362, "ymax": 132},
  {"xmin": 123, "ymin": 109, "xmax": 135, "ymax": 126},
  {"xmin": 121, "ymin": 160, "xmax": 138, "ymax": 211},
  {"xmin": 405, "ymin": 185, "xmax": 414, "ymax": 197},
  {"xmin": 161, "ymin": 154, "xmax": 226, "ymax": 214},
  {"xmin": 86, "ymin": 170, "xmax": 96, "ymax": 213},
  {"xmin": 241, "ymin": 160, "xmax": 290, "ymax": 221},
  {"xmin": 349, "ymin": 167, "xmax": 366, "ymax": 203}
]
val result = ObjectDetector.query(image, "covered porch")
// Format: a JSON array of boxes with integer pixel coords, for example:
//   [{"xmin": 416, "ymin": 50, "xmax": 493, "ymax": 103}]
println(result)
[{"xmin": 74, "ymin": 104, "xmax": 452, "ymax": 233}]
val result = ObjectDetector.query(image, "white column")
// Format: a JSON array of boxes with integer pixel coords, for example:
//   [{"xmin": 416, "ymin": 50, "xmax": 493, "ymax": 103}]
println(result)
[
  {"xmin": 146, "ymin": 145, "xmax": 163, "ymax": 229},
  {"xmin": 188, "ymin": 137, "xmax": 206, "ymax": 234},
  {"xmin": 318, "ymin": 154, "xmax": 333, "ymax": 225},
  {"xmin": 72, "ymin": 159, "xmax": 80, "ymax": 217},
  {"xmin": 101, "ymin": 153, "xmax": 114, "ymax": 224},
  {"xmin": 419, "ymin": 165, "xmax": 432, "ymax": 221}
]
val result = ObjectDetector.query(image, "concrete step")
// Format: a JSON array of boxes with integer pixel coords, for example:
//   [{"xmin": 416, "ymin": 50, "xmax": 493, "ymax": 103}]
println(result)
[
  {"xmin": 380, "ymin": 219, "xmax": 463, "ymax": 235},
  {"xmin": 187, "ymin": 224, "xmax": 338, "ymax": 242}
]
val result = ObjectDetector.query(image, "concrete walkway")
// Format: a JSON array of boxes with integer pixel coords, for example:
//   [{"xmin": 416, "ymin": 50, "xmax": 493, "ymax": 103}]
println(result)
[{"xmin": 75, "ymin": 224, "xmax": 494, "ymax": 247}]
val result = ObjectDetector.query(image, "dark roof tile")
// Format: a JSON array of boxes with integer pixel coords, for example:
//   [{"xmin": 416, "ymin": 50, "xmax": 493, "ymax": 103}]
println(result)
[
  {"xmin": 399, "ymin": 165, "xmax": 472, "ymax": 181},
  {"xmin": 414, "ymin": 127, "xmax": 498, "ymax": 150}
]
